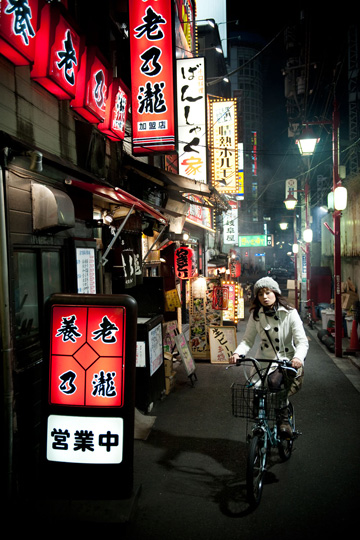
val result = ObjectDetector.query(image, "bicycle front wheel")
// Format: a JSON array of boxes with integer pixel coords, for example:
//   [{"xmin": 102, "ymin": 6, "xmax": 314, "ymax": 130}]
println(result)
[{"xmin": 246, "ymin": 434, "xmax": 267, "ymax": 507}]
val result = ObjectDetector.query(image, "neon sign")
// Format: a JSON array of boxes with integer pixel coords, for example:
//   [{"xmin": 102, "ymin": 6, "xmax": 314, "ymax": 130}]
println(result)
[{"xmin": 0, "ymin": 0, "xmax": 40, "ymax": 65}]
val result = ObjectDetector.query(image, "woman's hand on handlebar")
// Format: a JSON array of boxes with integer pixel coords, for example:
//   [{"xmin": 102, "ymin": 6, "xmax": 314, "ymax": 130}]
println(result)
[
  {"xmin": 229, "ymin": 353, "xmax": 244, "ymax": 365},
  {"xmin": 291, "ymin": 357, "xmax": 303, "ymax": 369}
]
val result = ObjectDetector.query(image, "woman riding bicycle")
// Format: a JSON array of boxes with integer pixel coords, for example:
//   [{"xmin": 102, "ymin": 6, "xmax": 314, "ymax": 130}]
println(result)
[{"xmin": 230, "ymin": 277, "xmax": 309, "ymax": 438}]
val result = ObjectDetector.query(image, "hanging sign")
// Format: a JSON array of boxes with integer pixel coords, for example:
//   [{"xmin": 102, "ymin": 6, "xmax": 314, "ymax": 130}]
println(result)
[
  {"xmin": 0, "ymin": 0, "xmax": 41, "ymax": 65},
  {"xmin": 212, "ymin": 286, "xmax": 229, "ymax": 310},
  {"xmin": 229, "ymin": 259, "xmax": 241, "ymax": 279},
  {"xmin": 209, "ymin": 97, "xmax": 239, "ymax": 194},
  {"xmin": 176, "ymin": 57, "xmax": 207, "ymax": 183},
  {"xmin": 174, "ymin": 246, "xmax": 196, "ymax": 279},
  {"xmin": 30, "ymin": 3, "xmax": 81, "ymax": 99},
  {"xmin": 70, "ymin": 45, "xmax": 109, "ymax": 123},
  {"xmin": 129, "ymin": 0, "xmax": 176, "ymax": 154},
  {"xmin": 98, "ymin": 78, "xmax": 130, "ymax": 141}
]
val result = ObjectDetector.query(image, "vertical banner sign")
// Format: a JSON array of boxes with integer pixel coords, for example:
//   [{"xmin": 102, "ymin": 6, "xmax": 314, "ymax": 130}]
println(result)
[
  {"xmin": 177, "ymin": 57, "xmax": 207, "ymax": 183},
  {"xmin": 223, "ymin": 200, "xmax": 238, "ymax": 245},
  {"xmin": 98, "ymin": 78, "xmax": 130, "ymax": 141},
  {"xmin": 30, "ymin": 3, "xmax": 81, "ymax": 99},
  {"xmin": 42, "ymin": 294, "xmax": 137, "ymax": 500},
  {"xmin": 0, "ymin": 0, "xmax": 40, "ymax": 65},
  {"xmin": 70, "ymin": 46, "xmax": 110, "ymax": 123},
  {"xmin": 129, "ymin": 0, "xmax": 176, "ymax": 154},
  {"xmin": 209, "ymin": 98, "xmax": 238, "ymax": 194}
]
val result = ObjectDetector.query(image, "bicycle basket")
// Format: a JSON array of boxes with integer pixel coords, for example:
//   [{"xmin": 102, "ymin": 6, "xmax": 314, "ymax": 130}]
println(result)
[{"xmin": 231, "ymin": 383, "xmax": 288, "ymax": 421}]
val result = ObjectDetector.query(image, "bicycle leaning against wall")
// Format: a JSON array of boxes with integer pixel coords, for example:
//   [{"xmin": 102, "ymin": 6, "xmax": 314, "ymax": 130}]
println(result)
[{"xmin": 229, "ymin": 356, "xmax": 301, "ymax": 508}]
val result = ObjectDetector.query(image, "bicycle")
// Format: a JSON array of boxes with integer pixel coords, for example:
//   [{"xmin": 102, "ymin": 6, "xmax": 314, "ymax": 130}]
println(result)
[{"xmin": 230, "ymin": 357, "xmax": 301, "ymax": 508}]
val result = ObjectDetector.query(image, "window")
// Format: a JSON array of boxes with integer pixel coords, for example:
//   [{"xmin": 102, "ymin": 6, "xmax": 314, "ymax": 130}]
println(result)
[{"xmin": 14, "ymin": 249, "xmax": 62, "ymax": 360}]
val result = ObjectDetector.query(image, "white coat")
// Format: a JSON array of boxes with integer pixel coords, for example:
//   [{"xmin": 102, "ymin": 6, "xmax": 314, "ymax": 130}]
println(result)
[{"xmin": 233, "ymin": 305, "xmax": 309, "ymax": 368}]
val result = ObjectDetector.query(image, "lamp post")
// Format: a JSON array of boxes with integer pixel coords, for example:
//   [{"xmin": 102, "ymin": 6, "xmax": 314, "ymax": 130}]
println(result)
[
  {"xmin": 295, "ymin": 100, "xmax": 346, "ymax": 357},
  {"xmin": 284, "ymin": 182, "xmax": 312, "ymax": 311}
]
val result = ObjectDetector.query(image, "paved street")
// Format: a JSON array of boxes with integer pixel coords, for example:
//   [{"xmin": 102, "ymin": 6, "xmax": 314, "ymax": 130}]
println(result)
[
  {"xmin": 15, "ymin": 314, "xmax": 360, "ymax": 539},
  {"xmin": 123, "ymin": 318, "xmax": 360, "ymax": 540}
]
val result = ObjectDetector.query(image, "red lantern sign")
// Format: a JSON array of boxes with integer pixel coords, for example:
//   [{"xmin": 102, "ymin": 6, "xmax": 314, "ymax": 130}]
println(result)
[
  {"xmin": 49, "ymin": 304, "xmax": 126, "ymax": 407},
  {"xmin": 30, "ymin": 3, "xmax": 81, "ymax": 99},
  {"xmin": 70, "ymin": 45, "xmax": 109, "ymax": 123},
  {"xmin": 212, "ymin": 286, "xmax": 229, "ymax": 310},
  {"xmin": 174, "ymin": 246, "xmax": 196, "ymax": 280},
  {"xmin": 98, "ymin": 78, "xmax": 130, "ymax": 141},
  {"xmin": 0, "ymin": 0, "xmax": 41, "ymax": 65},
  {"xmin": 229, "ymin": 260, "xmax": 241, "ymax": 278},
  {"xmin": 129, "ymin": 0, "xmax": 176, "ymax": 155}
]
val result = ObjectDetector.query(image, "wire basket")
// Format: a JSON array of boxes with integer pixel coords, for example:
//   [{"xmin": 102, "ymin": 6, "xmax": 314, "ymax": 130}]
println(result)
[{"xmin": 231, "ymin": 383, "xmax": 288, "ymax": 421}]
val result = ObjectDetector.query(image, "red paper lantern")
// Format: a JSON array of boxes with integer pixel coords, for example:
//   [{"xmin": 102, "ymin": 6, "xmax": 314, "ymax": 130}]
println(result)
[
  {"xmin": 174, "ymin": 247, "xmax": 196, "ymax": 280},
  {"xmin": 70, "ymin": 45, "xmax": 110, "ymax": 123},
  {"xmin": 212, "ymin": 286, "xmax": 229, "ymax": 310},
  {"xmin": 0, "ymin": 0, "xmax": 41, "ymax": 65},
  {"xmin": 98, "ymin": 78, "xmax": 130, "ymax": 141},
  {"xmin": 30, "ymin": 3, "xmax": 81, "ymax": 99},
  {"xmin": 229, "ymin": 260, "xmax": 241, "ymax": 278}
]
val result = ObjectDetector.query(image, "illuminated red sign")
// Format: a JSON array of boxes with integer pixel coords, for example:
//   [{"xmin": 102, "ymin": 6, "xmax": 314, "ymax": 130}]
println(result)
[
  {"xmin": 98, "ymin": 78, "xmax": 129, "ymax": 141},
  {"xmin": 129, "ymin": 0, "xmax": 176, "ymax": 155},
  {"xmin": 174, "ymin": 246, "xmax": 196, "ymax": 279},
  {"xmin": 0, "ymin": 0, "xmax": 40, "ymax": 65},
  {"xmin": 212, "ymin": 286, "xmax": 229, "ymax": 310},
  {"xmin": 30, "ymin": 3, "xmax": 81, "ymax": 99},
  {"xmin": 70, "ymin": 46, "xmax": 109, "ymax": 123},
  {"xmin": 49, "ymin": 305, "xmax": 126, "ymax": 407}
]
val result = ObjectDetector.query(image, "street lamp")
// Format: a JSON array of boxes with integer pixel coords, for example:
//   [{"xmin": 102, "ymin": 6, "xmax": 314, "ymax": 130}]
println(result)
[
  {"xmin": 284, "ymin": 182, "xmax": 312, "ymax": 309},
  {"xmin": 296, "ymin": 101, "xmax": 347, "ymax": 357}
]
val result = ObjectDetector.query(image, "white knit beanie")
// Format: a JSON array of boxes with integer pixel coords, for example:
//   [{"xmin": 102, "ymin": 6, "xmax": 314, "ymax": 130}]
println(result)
[{"xmin": 254, "ymin": 277, "xmax": 281, "ymax": 296}]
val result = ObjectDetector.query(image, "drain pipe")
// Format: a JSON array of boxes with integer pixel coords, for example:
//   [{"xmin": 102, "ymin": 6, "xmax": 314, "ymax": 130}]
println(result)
[{"xmin": 0, "ymin": 162, "xmax": 13, "ymax": 499}]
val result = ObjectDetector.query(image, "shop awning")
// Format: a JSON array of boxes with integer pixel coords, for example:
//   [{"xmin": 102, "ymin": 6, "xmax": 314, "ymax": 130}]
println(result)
[
  {"xmin": 65, "ymin": 178, "xmax": 168, "ymax": 224},
  {"xmin": 122, "ymin": 154, "xmax": 231, "ymax": 214}
]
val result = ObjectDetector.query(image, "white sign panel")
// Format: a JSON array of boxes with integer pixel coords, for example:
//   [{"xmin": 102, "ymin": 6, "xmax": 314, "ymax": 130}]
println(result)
[
  {"xmin": 177, "ymin": 57, "xmax": 207, "ymax": 183},
  {"xmin": 47, "ymin": 415, "xmax": 123, "ymax": 464},
  {"xmin": 223, "ymin": 200, "xmax": 238, "ymax": 245},
  {"xmin": 76, "ymin": 247, "xmax": 96, "ymax": 294},
  {"xmin": 149, "ymin": 323, "xmax": 163, "ymax": 376},
  {"xmin": 136, "ymin": 341, "xmax": 146, "ymax": 368}
]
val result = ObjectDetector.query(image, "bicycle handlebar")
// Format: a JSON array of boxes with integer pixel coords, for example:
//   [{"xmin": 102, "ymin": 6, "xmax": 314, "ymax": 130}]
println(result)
[{"xmin": 234, "ymin": 356, "xmax": 297, "ymax": 375}]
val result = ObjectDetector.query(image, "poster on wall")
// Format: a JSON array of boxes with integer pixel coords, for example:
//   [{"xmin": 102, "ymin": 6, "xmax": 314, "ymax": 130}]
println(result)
[
  {"xmin": 148, "ymin": 323, "xmax": 163, "ymax": 376},
  {"xmin": 76, "ymin": 247, "xmax": 96, "ymax": 294},
  {"xmin": 209, "ymin": 326, "xmax": 237, "ymax": 364},
  {"xmin": 189, "ymin": 277, "xmax": 221, "ymax": 358}
]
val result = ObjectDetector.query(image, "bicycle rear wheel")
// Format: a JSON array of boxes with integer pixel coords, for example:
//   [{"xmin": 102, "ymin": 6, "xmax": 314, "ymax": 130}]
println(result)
[
  {"xmin": 246, "ymin": 434, "xmax": 267, "ymax": 507},
  {"xmin": 278, "ymin": 402, "xmax": 295, "ymax": 461}
]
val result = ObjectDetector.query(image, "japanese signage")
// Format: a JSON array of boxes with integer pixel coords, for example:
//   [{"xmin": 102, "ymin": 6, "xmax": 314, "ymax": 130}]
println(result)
[
  {"xmin": 76, "ymin": 247, "xmax": 96, "ymax": 294},
  {"xmin": 149, "ymin": 323, "xmax": 163, "ymax": 376},
  {"xmin": 47, "ymin": 415, "xmax": 123, "ymax": 464},
  {"xmin": 98, "ymin": 78, "xmax": 130, "ymax": 141},
  {"xmin": 129, "ymin": 0, "xmax": 176, "ymax": 154},
  {"xmin": 174, "ymin": 0, "xmax": 195, "ymax": 54},
  {"xmin": 70, "ymin": 46, "xmax": 109, "ymax": 123},
  {"xmin": 186, "ymin": 194, "xmax": 213, "ymax": 231},
  {"xmin": 177, "ymin": 57, "xmax": 207, "ymax": 183},
  {"xmin": 209, "ymin": 326, "xmax": 237, "ymax": 364},
  {"xmin": 238, "ymin": 234, "xmax": 273, "ymax": 248},
  {"xmin": 212, "ymin": 286, "xmax": 229, "ymax": 310},
  {"xmin": 221, "ymin": 280, "xmax": 239, "ymax": 323},
  {"xmin": 223, "ymin": 200, "xmax": 238, "ymax": 245},
  {"xmin": 209, "ymin": 98, "xmax": 238, "ymax": 194},
  {"xmin": 251, "ymin": 130, "xmax": 258, "ymax": 176},
  {"xmin": 0, "ymin": 0, "xmax": 40, "ymax": 65},
  {"xmin": 49, "ymin": 304, "xmax": 126, "ymax": 407},
  {"xmin": 174, "ymin": 246, "xmax": 196, "ymax": 279},
  {"xmin": 229, "ymin": 259, "xmax": 241, "ymax": 279},
  {"xmin": 238, "ymin": 142, "xmax": 245, "ymax": 199},
  {"xmin": 30, "ymin": 3, "xmax": 81, "ymax": 99}
]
